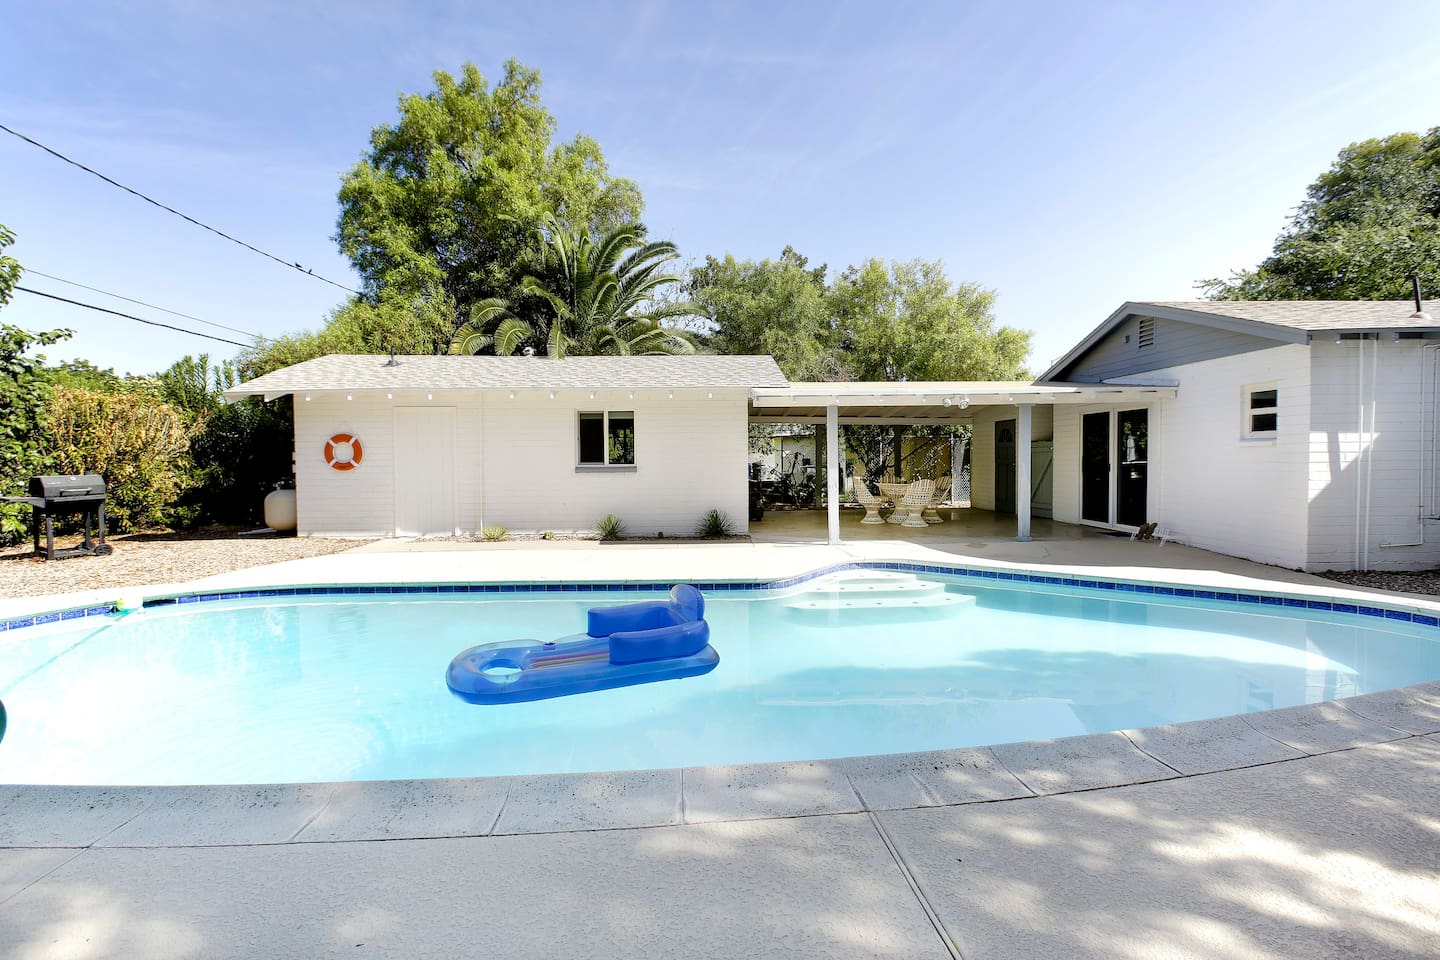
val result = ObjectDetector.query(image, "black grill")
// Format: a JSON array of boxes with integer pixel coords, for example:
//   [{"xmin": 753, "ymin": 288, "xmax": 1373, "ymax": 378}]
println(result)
[{"xmin": 2, "ymin": 474, "xmax": 112, "ymax": 560}]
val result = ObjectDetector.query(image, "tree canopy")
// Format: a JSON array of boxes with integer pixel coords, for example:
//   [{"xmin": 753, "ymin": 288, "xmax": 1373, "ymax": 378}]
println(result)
[
  {"xmin": 689, "ymin": 247, "xmax": 1030, "ymax": 382},
  {"xmin": 334, "ymin": 60, "xmax": 643, "ymax": 349},
  {"xmin": 1203, "ymin": 128, "xmax": 1440, "ymax": 300}
]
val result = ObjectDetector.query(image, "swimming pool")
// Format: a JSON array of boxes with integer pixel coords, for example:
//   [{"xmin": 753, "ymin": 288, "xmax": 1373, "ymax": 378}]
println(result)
[{"xmin": 3, "ymin": 566, "xmax": 1438, "ymax": 785}]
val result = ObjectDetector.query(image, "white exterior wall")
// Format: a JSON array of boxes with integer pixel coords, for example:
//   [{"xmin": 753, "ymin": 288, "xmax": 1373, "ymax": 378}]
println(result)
[
  {"xmin": 967, "ymin": 404, "xmax": 1052, "ymax": 512},
  {"xmin": 1306, "ymin": 338, "xmax": 1440, "ymax": 571},
  {"xmin": 1053, "ymin": 344, "xmax": 1312, "ymax": 567},
  {"xmin": 293, "ymin": 388, "xmax": 750, "ymax": 537}
]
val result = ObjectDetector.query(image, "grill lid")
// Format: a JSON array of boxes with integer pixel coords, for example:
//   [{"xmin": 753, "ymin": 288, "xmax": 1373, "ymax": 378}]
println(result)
[{"xmin": 29, "ymin": 474, "xmax": 107, "ymax": 500}]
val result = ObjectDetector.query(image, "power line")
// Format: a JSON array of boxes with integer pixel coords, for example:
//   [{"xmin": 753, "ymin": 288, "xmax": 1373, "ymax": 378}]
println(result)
[
  {"xmin": 14, "ymin": 286, "xmax": 253, "ymax": 348},
  {"xmin": 0, "ymin": 122, "xmax": 362, "ymax": 296},
  {"xmin": 24, "ymin": 269, "xmax": 265, "ymax": 340}
]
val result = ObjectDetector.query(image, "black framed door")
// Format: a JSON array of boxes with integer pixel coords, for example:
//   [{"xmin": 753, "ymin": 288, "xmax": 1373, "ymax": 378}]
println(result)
[
  {"xmin": 994, "ymin": 420, "xmax": 1016, "ymax": 514},
  {"xmin": 1081, "ymin": 412, "xmax": 1109, "ymax": 523},
  {"xmin": 1116, "ymin": 408, "xmax": 1148, "ymax": 527}
]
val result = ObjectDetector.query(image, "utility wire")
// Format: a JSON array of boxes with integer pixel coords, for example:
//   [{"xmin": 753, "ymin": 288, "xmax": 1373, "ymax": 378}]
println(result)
[
  {"xmin": 0, "ymin": 122, "xmax": 362, "ymax": 296},
  {"xmin": 14, "ymin": 286, "xmax": 252, "ymax": 348},
  {"xmin": 24, "ymin": 269, "xmax": 265, "ymax": 340}
]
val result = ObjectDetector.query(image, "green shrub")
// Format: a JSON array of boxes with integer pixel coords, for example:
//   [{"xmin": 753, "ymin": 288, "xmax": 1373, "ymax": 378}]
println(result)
[
  {"xmin": 594, "ymin": 513, "xmax": 625, "ymax": 542},
  {"xmin": 480, "ymin": 525, "xmax": 508, "ymax": 541},
  {"xmin": 541, "ymin": 530, "xmax": 556, "ymax": 540},
  {"xmin": 47, "ymin": 386, "xmax": 198, "ymax": 531},
  {"xmin": 695, "ymin": 509, "xmax": 735, "ymax": 538}
]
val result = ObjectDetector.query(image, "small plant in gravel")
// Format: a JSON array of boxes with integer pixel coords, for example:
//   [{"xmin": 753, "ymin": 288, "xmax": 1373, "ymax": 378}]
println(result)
[
  {"xmin": 695, "ymin": 509, "xmax": 735, "ymax": 539},
  {"xmin": 594, "ymin": 513, "xmax": 625, "ymax": 542},
  {"xmin": 480, "ymin": 525, "xmax": 508, "ymax": 542},
  {"xmin": 541, "ymin": 530, "xmax": 556, "ymax": 540}
]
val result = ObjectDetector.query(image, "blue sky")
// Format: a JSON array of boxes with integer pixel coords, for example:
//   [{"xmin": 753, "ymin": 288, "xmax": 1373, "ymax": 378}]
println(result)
[{"xmin": 2, "ymin": 1, "xmax": 1438, "ymax": 377}]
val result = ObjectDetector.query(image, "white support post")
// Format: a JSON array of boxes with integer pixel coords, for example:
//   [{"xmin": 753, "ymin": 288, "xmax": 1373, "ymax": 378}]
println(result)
[
  {"xmin": 826, "ymin": 403, "xmax": 841, "ymax": 544},
  {"xmin": 1016, "ymin": 403, "xmax": 1033, "ymax": 542}
]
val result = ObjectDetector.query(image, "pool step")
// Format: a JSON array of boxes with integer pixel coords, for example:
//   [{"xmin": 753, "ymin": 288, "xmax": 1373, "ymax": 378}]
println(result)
[{"xmin": 784, "ymin": 572, "xmax": 975, "ymax": 616}]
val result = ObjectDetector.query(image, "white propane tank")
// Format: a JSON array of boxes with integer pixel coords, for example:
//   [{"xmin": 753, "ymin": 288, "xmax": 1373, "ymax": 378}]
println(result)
[{"xmin": 264, "ymin": 488, "xmax": 298, "ymax": 532}]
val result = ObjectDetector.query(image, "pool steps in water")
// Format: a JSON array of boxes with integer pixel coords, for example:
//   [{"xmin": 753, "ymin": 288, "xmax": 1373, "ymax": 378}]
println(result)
[{"xmin": 782, "ymin": 571, "xmax": 977, "ymax": 614}]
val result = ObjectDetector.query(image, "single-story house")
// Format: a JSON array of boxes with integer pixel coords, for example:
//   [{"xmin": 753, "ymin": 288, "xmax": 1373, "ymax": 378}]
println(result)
[
  {"xmin": 1034, "ymin": 299, "xmax": 1439, "ymax": 572},
  {"xmin": 225, "ymin": 297, "xmax": 1438, "ymax": 572},
  {"xmin": 224, "ymin": 354, "xmax": 787, "ymax": 538}
]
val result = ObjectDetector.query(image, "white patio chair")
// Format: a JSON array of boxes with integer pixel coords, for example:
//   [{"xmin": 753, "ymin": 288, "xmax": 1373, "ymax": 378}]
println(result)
[
  {"xmin": 853, "ymin": 481, "xmax": 887, "ymax": 524},
  {"xmin": 922, "ymin": 475, "xmax": 951, "ymax": 523},
  {"xmin": 899, "ymin": 479, "xmax": 934, "ymax": 528}
]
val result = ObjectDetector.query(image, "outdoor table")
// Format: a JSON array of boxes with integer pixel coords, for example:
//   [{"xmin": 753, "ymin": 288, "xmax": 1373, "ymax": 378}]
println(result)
[{"xmin": 877, "ymin": 482, "xmax": 910, "ymax": 523}]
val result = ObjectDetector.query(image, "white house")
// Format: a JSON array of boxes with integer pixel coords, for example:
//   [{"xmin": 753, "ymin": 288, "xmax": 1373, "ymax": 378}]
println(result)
[
  {"xmin": 225, "ymin": 354, "xmax": 786, "ymax": 538},
  {"xmin": 1033, "ymin": 299, "xmax": 1440, "ymax": 572},
  {"xmin": 227, "ymin": 298, "xmax": 1438, "ymax": 572}
]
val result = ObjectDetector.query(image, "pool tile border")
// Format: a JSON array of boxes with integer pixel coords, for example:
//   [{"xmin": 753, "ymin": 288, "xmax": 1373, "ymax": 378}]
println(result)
[{"xmin": 5, "ymin": 559, "xmax": 1440, "ymax": 633}]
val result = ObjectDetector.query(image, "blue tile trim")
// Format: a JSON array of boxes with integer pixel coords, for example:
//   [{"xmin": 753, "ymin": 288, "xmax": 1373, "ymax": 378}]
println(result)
[{"xmin": 5, "ymin": 558, "xmax": 1440, "ymax": 634}]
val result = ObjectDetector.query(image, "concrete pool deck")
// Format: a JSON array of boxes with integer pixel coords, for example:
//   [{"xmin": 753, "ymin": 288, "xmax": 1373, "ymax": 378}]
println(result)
[{"xmin": 3, "ymin": 532, "xmax": 1440, "ymax": 957}]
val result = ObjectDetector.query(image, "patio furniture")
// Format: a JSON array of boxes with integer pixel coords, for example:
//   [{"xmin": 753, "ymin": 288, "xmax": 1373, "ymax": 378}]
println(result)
[
  {"xmin": 922, "ymin": 475, "xmax": 951, "ymax": 523},
  {"xmin": 852, "ymin": 481, "xmax": 887, "ymax": 524},
  {"xmin": 877, "ymin": 482, "xmax": 910, "ymax": 523},
  {"xmin": 899, "ymin": 479, "xmax": 934, "ymax": 528}
]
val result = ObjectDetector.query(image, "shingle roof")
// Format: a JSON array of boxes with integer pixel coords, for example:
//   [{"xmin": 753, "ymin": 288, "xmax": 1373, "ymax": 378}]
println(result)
[
  {"xmin": 1136, "ymin": 300, "xmax": 1434, "ymax": 332},
  {"xmin": 225, "ymin": 354, "xmax": 789, "ymax": 398}
]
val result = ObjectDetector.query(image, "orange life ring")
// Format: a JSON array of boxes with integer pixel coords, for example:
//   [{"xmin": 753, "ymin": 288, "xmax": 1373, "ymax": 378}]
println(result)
[{"xmin": 324, "ymin": 433, "xmax": 363, "ymax": 471}]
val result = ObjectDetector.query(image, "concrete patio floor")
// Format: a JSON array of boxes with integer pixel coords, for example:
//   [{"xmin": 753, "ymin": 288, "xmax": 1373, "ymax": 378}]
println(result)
[{"xmin": 3, "ymin": 525, "xmax": 1440, "ymax": 958}]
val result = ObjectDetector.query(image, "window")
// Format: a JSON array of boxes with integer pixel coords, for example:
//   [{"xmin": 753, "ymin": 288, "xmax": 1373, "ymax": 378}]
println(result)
[
  {"xmin": 578, "ymin": 411, "xmax": 635, "ymax": 468},
  {"xmin": 1245, "ymin": 386, "xmax": 1278, "ymax": 437}
]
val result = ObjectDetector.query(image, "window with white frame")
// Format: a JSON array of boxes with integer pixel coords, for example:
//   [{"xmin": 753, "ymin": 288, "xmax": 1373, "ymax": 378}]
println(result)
[
  {"xmin": 1244, "ymin": 385, "xmax": 1278, "ymax": 437},
  {"xmin": 578, "ymin": 411, "xmax": 635, "ymax": 467}
]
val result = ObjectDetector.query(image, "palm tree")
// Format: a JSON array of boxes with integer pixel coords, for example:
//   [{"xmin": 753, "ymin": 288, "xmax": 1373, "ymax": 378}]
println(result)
[{"xmin": 450, "ymin": 216, "xmax": 698, "ymax": 357}]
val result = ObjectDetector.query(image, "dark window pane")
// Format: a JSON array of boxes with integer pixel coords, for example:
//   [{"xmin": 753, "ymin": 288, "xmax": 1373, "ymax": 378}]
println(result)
[
  {"xmin": 579, "ymin": 413, "xmax": 604, "ymax": 463},
  {"xmin": 1251, "ymin": 412, "xmax": 1278, "ymax": 433},
  {"xmin": 608, "ymin": 412, "xmax": 635, "ymax": 465},
  {"xmin": 1250, "ymin": 389, "xmax": 1277, "ymax": 410}
]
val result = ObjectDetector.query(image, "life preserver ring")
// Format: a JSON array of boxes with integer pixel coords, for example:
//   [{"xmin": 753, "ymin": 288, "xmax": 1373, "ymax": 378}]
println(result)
[{"xmin": 324, "ymin": 433, "xmax": 363, "ymax": 471}]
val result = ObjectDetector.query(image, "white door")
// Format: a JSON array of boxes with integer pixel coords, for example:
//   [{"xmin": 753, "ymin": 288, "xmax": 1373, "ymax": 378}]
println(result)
[{"xmin": 394, "ymin": 407, "xmax": 456, "ymax": 536}]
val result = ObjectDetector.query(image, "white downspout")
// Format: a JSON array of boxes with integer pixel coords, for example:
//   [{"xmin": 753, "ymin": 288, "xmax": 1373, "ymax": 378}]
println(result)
[
  {"xmin": 1363, "ymin": 335, "xmax": 1377, "ymax": 569},
  {"xmin": 1354, "ymin": 338, "xmax": 1363, "ymax": 570}
]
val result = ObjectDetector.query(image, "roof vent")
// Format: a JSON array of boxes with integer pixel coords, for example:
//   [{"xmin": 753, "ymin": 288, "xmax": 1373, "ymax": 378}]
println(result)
[
  {"xmin": 1411, "ymin": 276, "xmax": 1432, "ymax": 321},
  {"xmin": 383, "ymin": 351, "xmax": 400, "ymax": 367},
  {"xmin": 522, "ymin": 346, "xmax": 536, "ymax": 357},
  {"xmin": 1137, "ymin": 317, "xmax": 1155, "ymax": 349}
]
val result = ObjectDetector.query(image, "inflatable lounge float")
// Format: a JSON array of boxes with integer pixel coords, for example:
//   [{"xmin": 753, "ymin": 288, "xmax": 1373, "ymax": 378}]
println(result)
[{"xmin": 446, "ymin": 584, "xmax": 718, "ymax": 704}]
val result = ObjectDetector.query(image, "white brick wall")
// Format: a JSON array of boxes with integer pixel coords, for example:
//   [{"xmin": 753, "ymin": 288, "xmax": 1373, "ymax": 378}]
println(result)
[
  {"xmin": 293, "ymin": 388, "xmax": 749, "ymax": 538},
  {"xmin": 1051, "ymin": 345, "xmax": 1312, "ymax": 569},
  {"xmin": 1306, "ymin": 338, "xmax": 1440, "ymax": 571}
]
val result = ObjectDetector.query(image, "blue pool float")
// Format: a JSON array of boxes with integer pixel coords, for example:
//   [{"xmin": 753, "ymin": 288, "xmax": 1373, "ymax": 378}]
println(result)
[{"xmin": 446, "ymin": 584, "xmax": 718, "ymax": 704}]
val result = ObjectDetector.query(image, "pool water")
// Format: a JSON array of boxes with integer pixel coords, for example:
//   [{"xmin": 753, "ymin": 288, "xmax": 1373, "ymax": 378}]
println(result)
[{"xmin": 2, "ymin": 578, "xmax": 1438, "ymax": 785}]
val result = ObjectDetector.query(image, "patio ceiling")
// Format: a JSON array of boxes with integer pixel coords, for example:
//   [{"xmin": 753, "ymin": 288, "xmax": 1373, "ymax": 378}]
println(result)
[{"xmin": 748, "ymin": 381, "xmax": 1177, "ymax": 424}]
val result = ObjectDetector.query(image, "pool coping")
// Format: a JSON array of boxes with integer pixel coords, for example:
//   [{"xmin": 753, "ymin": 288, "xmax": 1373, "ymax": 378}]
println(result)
[{"xmin": 3, "ymin": 555, "xmax": 1440, "ymax": 847}]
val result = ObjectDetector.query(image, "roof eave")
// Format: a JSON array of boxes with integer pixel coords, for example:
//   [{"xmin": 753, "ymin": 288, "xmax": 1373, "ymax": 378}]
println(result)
[{"xmin": 1034, "ymin": 301, "xmax": 1310, "ymax": 384}]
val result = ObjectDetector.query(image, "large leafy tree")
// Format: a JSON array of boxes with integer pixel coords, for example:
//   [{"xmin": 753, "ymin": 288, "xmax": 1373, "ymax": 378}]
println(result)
[
  {"xmin": 335, "ymin": 60, "xmax": 643, "ymax": 350},
  {"xmin": 0, "ymin": 225, "xmax": 73, "ymax": 542},
  {"xmin": 454, "ymin": 217, "xmax": 697, "ymax": 357},
  {"xmin": 687, "ymin": 247, "xmax": 839, "ymax": 380},
  {"xmin": 831, "ymin": 258, "xmax": 1029, "ymax": 382},
  {"xmin": 1203, "ymin": 128, "xmax": 1440, "ymax": 300}
]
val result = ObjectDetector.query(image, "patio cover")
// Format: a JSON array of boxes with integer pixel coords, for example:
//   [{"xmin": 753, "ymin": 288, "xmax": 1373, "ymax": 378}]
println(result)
[{"xmin": 748, "ymin": 381, "xmax": 1177, "ymax": 544}]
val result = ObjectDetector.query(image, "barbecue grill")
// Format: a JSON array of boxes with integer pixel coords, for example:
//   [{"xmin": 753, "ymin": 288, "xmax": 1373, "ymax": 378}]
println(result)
[{"xmin": 2, "ymin": 474, "xmax": 113, "ymax": 560}]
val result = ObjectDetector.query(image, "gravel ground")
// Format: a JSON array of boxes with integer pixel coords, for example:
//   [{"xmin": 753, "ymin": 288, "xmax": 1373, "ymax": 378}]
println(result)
[
  {"xmin": 1314, "ymin": 569, "xmax": 1440, "ymax": 597},
  {"xmin": 0, "ymin": 529, "xmax": 369, "ymax": 599}
]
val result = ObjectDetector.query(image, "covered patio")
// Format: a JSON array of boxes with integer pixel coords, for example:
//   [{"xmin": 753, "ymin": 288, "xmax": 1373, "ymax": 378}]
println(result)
[{"xmin": 748, "ymin": 380, "xmax": 1177, "ymax": 544}]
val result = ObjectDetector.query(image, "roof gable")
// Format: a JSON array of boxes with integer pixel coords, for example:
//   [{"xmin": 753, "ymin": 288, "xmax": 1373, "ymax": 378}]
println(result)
[{"xmin": 1037, "ymin": 300, "xmax": 1436, "ymax": 383}]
